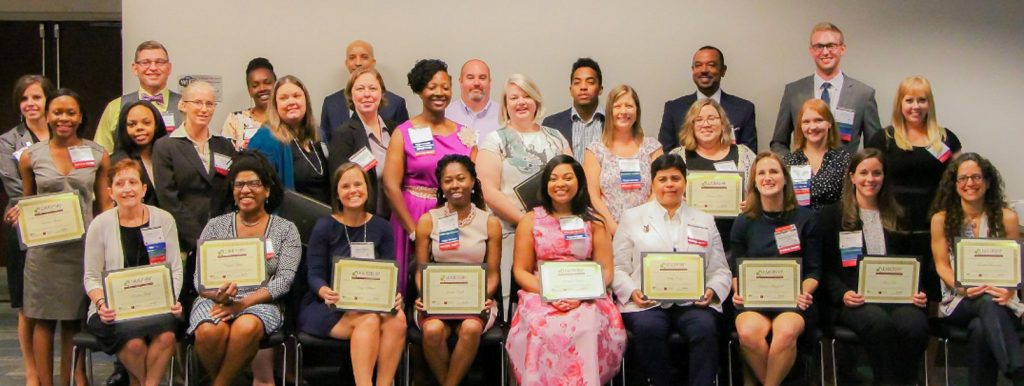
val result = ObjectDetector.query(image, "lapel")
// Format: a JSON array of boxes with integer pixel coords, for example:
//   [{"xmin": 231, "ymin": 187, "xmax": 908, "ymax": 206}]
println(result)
[
  {"xmin": 643, "ymin": 204, "xmax": 692, "ymax": 252},
  {"xmin": 176, "ymin": 137, "xmax": 212, "ymax": 184},
  {"xmin": 837, "ymin": 79, "xmax": 856, "ymax": 110},
  {"xmin": 347, "ymin": 114, "xmax": 371, "ymax": 149}
]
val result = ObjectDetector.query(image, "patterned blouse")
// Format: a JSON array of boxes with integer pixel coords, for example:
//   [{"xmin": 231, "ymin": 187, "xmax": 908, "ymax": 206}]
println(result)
[
  {"xmin": 782, "ymin": 148, "xmax": 851, "ymax": 211},
  {"xmin": 586, "ymin": 137, "xmax": 661, "ymax": 222}
]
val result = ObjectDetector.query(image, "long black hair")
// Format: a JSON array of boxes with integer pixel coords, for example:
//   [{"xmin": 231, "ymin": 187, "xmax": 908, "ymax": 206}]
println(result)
[
  {"xmin": 115, "ymin": 100, "xmax": 168, "ymax": 155},
  {"xmin": 434, "ymin": 154, "xmax": 485, "ymax": 210},
  {"xmin": 539, "ymin": 155, "xmax": 603, "ymax": 224}
]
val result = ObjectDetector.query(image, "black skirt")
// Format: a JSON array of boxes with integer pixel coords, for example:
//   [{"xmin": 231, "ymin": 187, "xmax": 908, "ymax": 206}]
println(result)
[{"xmin": 86, "ymin": 313, "xmax": 178, "ymax": 355}]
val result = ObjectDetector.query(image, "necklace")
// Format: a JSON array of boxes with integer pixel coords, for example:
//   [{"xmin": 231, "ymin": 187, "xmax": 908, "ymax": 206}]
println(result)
[
  {"xmin": 446, "ymin": 204, "xmax": 475, "ymax": 227},
  {"xmin": 293, "ymin": 139, "xmax": 324, "ymax": 175},
  {"xmin": 240, "ymin": 214, "xmax": 265, "ymax": 227}
]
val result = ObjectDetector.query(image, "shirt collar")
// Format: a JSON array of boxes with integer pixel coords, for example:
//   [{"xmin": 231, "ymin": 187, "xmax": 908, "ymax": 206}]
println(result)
[
  {"xmin": 570, "ymin": 106, "xmax": 604, "ymax": 123},
  {"xmin": 652, "ymin": 201, "xmax": 685, "ymax": 223},
  {"xmin": 458, "ymin": 99, "xmax": 494, "ymax": 117},
  {"xmin": 813, "ymin": 71, "xmax": 845, "ymax": 94},
  {"xmin": 170, "ymin": 123, "xmax": 217, "ymax": 141},
  {"xmin": 696, "ymin": 88, "xmax": 723, "ymax": 104}
]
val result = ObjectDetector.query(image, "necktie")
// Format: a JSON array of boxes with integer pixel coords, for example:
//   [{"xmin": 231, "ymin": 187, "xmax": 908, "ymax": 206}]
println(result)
[
  {"xmin": 142, "ymin": 93, "xmax": 164, "ymax": 104},
  {"xmin": 820, "ymin": 82, "xmax": 832, "ymax": 107}
]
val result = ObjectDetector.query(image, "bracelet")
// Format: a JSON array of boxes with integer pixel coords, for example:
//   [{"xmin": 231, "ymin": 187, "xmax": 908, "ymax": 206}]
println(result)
[{"xmin": 95, "ymin": 298, "xmax": 106, "ymax": 308}]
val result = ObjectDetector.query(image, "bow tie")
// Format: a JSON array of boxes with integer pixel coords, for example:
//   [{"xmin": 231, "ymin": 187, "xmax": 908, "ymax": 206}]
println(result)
[{"xmin": 141, "ymin": 93, "xmax": 164, "ymax": 104}]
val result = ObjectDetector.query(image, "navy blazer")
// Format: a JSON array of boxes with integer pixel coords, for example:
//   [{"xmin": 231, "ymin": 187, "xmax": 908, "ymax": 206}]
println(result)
[
  {"xmin": 657, "ymin": 91, "xmax": 757, "ymax": 153},
  {"xmin": 540, "ymin": 108, "xmax": 575, "ymax": 148},
  {"xmin": 326, "ymin": 113, "xmax": 397, "ymax": 215},
  {"xmin": 319, "ymin": 90, "xmax": 408, "ymax": 143}
]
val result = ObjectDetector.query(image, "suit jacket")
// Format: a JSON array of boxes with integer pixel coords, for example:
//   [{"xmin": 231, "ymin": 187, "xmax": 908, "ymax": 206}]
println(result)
[
  {"xmin": 770, "ymin": 74, "xmax": 881, "ymax": 154},
  {"xmin": 326, "ymin": 114, "xmax": 397, "ymax": 216},
  {"xmin": 540, "ymin": 108, "xmax": 574, "ymax": 148},
  {"xmin": 319, "ymin": 90, "xmax": 408, "ymax": 143},
  {"xmin": 611, "ymin": 201, "xmax": 732, "ymax": 313},
  {"xmin": 152, "ymin": 134, "xmax": 237, "ymax": 251},
  {"xmin": 657, "ymin": 91, "xmax": 758, "ymax": 153}
]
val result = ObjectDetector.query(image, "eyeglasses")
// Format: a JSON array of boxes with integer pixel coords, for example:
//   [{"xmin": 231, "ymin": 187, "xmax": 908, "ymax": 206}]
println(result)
[
  {"xmin": 811, "ymin": 43, "xmax": 842, "ymax": 53},
  {"xmin": 134, "ymin": 59, "xmax": 169, "ymax": 68},
  {"xmin": 233, "ymin": 180, "xmax": 264, "ymax": 190},
  {"xmin": 184, "ymin": 100, "xmax": 217, "ymax": 110},
  {"xmin": 956, "ymin": 174, "xmax": 984, "ymax": 184},
  {"xmin": 694, "ymin": 116, "xmax": 721, "ymax": 125}
]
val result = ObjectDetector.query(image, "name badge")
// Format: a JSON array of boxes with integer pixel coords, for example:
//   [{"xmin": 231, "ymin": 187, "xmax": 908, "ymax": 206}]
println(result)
[
  {"xmin": 687, "ymin": 225, "xmax": 710, "ymax": 247},
  {"xmin": 350, "ymin": 242, "xmax": 375, "ymax": 260},
  {"xmin": 713, "ymin": 160, "xmax": 738, "ymax": 172},
  {"xmin": 928, "ymin": 142, "xmax": 952, "ymax": 163},
  {"xmin": 619, "ymin": 158, "xmax": 642, "ymax": 190},
  {"xmin": 774, "ymin": 224, "xmax": 801, "ymax": 254},
  {"xmin": 161, "ymin": 112, "xmax": 176, "ymax": 133},
  {"xmin": 141, "ymin": 226, "xmax": 167, "ymax": 264},
  {"xmin": 242, "ymin": 128, "xmax": 258, "ymax": 148},
  {"xmin": 349, "ymin": 147, "xmax": 378, "ymax": 172},
  {"xmin": 265, "ymin": 239, "xmax": 275, "ymax": 260},
  {"xmin": 834, "ymin": 108, "xmax": 855, "ymax": 142},
  {"xmin": 408, "ymin": 127, "xmax": 435, "ymax": 156},
  {"xmin": 69, "ymin": 146, "xmax": 96, "ymax": 169},
  {"xmin": 12, "ymin": 141, "xmax": 31, "ymax": 162},
  {"xmin": 437, "ymin": 213, "xmax": 460, "ymax": 251},
  {"xmin": 731, "ymin": 126, "xmax": 740, "ymax": 144},
  {"xmin": 559, "ymin": 216, "xmax": 587, "ymax": 241},
  {"xmin": 839, "ymin": 231, "xmax": 863, "ymax": 267},
  {"xmin": 213, "ymin": 153, "xmax": 232, "ymax": 176},
  {"xmin": 790, "ymin": 165, "xmax": 812, "ymax": 207}
]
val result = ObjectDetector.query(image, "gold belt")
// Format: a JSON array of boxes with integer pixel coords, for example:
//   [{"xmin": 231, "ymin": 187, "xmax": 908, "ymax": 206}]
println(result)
[{"xmin": 406, "ymin": 186, "xmax": 437, "ymax": 199}]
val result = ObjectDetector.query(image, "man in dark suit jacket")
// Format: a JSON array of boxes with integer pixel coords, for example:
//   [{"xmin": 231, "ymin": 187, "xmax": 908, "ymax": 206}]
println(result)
[
  {"xmin": 657, "ymin": 46, "xmax": 758, "ymax": 153},
  {"xmin": 541, "ymin": 58, "xmax": 605, "ymax": 160},
  {"xmin": 319, "ymin": 40, "xmax": 409, "ymax": 143},
  {"xmin": 770, "ymin": 22, "xmax": 880, "ymax": 154}
]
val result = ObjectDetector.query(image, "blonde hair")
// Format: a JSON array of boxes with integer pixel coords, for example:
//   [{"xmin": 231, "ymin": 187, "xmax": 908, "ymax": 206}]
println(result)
[
  {"xmin": 601, "ymin": 85, "xmax": 643, "ymax": 147},
  {"xmin": 810, "ymin": 22, "xmax": 844, "ymax": 44},
  {"xmin": 793, "ymin": 98, "xmax": 841, "ymax": 151},
  {"xmin": 889, "ymin": 76, "xmax": 945, "ymax": 152},
  {"xmin": 498, "ymin": 74, "xmax": 544, "ymax": 128},
  {"xmin": 267, "ymin": 75, "xmax": 318, "ymax": 144},
  {"xmin": 679, "ymin": 98, "xmax": 733, "ymax": 151}
]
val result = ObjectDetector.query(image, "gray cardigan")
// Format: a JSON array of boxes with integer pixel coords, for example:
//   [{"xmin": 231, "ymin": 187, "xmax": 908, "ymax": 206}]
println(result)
[{"xmin": 83, "ymin": 205, "xmax": 183, "ymax": 318}]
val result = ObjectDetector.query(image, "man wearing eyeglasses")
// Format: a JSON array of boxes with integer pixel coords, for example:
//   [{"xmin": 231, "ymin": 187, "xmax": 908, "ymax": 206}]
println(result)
[
  {"xmin": 770, "ymin": 22, "xmax": 880, "ymax": 154},
  {"xmin": 95, "ymin": 40, "xmax": 182, "ymax": 154}
]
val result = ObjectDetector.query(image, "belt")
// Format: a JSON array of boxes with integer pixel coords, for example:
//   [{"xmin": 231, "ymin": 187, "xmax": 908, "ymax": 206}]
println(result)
[{"xmin": 406, "ymin": 186, "xmax": 437, "ymax": 199}]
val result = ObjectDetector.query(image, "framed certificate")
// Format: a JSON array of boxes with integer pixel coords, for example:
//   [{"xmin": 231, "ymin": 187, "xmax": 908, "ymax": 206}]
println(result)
[
  {"xmin": 955, "ymin": 238, "xmax": 1022, "ymax": 288},
  {"xmin": 16, "ymin": 192, "xmax": 86, "ymax": 248},
  {"xmin": 197, "ymin": 238, "xmax": 267, "ymax": 291},
  {"xmin": 538, "ymin": 261, "xmax": 605, "ymax": 302},
  {"xmin": 422, "ymin": 264, "xmax": 486, "ymax": 315},
  {"xmin": 641, "ymin": 252, "xmax": 705, "ymax": 302},
  {"xmin": 331, "ymin": 257, "xmax": 398, "ymax": 313},
  {"xmin": 685, "ymin": 171, "xmax": 743, "ymax": 218},
  {"xmin": 102, "ymin": 264, "xmax": 176, "ymax": 322},
  {"xmin": 737, "ymin": 258, "xmax": 801, "ymax": 310},
  {"xmin": 857, "ymin": 256, "xmax": 920, "ymax": 304}
]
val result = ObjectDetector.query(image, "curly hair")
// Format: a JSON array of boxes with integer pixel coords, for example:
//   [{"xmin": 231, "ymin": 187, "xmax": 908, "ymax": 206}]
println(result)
[
  {"xmin": 434, "ymin": 154, "xmax": 485, "ymax": 210},
  {"xmin": 930, "ymin": 152, "xmax": 1008, "ymax": 243},
  {"xmin": 407, "ymin": 59, "xmax": 448, "ymax": 94},
  {"xmin": 224, "ymin": 151, "xmax": 285, "ymax": 213}
]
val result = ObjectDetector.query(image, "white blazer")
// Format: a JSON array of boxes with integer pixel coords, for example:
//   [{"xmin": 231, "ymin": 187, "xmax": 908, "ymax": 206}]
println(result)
[{"xmin": 611, "ymin": 201, "xmax": 732, "ymax": 313}]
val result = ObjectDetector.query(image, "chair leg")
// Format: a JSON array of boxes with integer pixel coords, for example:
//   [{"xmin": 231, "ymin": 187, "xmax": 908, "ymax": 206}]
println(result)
[
  {"xmin": 830, "ymin": 338, "xmax": 838, "ymax": 386},
  {"xmin": 185, "ymin": 344, "xmax": 192, "ymax": 386},
  {"xmin": 727, "ymin": 339, "xmax": 734, "ymax": 386},
  {"xmin": 818, "ymin": 340, "xmax": 826, "ymax": 386},
  {"xmin": 279, "ymin": 341, "xmax": 288, "ymax": 386},
  {"xmin": 620, "ymin": 356, "xmax": 626, "ymax": 386},
  {"xmin": 403, "ymin": 342, "xmax": 411, "ymax": 386},
  {"xmin": 500, "ymin": 343, "xmax": 507, "ymax": 386},
  {"xmin": 943, "ymin": 338, "xmax": 950, "ymax": 386},
  {"xmin": 69, "ymin": 346, "xmax": 78, "ymax": 386},
  {"xmin": 167, "ymin": 355, "xmax": 174, "ymax": 386},
  {"xmin": 86, "ymin": 348, "xmax": 95, "ymax": 386},
  {"xmin": 294, "ymin": 341, "xmax": 302, "ymax": 386}
]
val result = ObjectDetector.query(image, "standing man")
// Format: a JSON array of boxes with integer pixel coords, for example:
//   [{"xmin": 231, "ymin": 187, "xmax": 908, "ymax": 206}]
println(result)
[
  {"xmin": 320, "ymin": 39, "xmax": 409, "ymax": 143},
  {"xmin": 658, "ymin": 46, "xmax": 758, "ymax": 152},
  {"xmin": 770, "ymin": 22, "xmax": 880, "ymax": 154},
  {"xmin": 445, "ymin": 59, "xmax": 500, "ymax": 141},
  {"xmin": 95, "ymin": 40, "xmax": 182, "ymax": 154},
  {"xmin": 541, "ymin": 58, "xmax": 604, "ymax": 160}
]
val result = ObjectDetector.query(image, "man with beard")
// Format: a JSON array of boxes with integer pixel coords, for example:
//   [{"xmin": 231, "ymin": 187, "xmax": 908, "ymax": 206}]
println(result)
[
  {"xmin": 320, "ymin": 39, "xmax": 409, "ymax": 143},
  {"xmin": 446, "ymin": 59, "xmax": 500, "ymax": 142},
  {"xmin": 542, "ymin": 57, "xmax": 604, "ymax": 160},
  {"xmin": 657, "ymin": 46, "xmax": 758, "ymax": 152}
]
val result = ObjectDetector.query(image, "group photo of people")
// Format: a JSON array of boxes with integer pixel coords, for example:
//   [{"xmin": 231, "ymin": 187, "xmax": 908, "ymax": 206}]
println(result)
[{"xmin": 2, "ymin": 13, "xmax": 1023, "ymax": 386}]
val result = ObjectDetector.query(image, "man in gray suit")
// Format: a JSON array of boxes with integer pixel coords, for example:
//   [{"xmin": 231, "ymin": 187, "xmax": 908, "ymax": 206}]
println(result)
[{"xmin": 770, "ymin": 22, "xmax": 880, "ymax": 154}]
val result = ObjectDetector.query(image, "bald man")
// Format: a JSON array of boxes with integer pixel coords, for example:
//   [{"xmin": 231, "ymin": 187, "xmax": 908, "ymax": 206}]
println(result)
[
  {"xmin": 319, "ymin": 40, "xmax": 409, "ymax": 143},
  {"xmin": 445, "ymin": 59, "xmax": 500, "ymax": 141}
]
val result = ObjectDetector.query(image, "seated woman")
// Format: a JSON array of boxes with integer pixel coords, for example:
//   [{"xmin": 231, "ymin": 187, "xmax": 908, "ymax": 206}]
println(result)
[
  {"xmin": 821, "ymin": 149, "xmax": 928, "ymax": 384},
  {"xmin": 731, "ymin": 152, "xmax": 822, "ymax": 386},
  {"xmin": 506, "ymin": 155, "xmax": 626, "ymax": 385},
  {"xmin": 297, "ymin": 162, "xmax": 405, "ymax": 386},
  {"xmin": 188, "ymin": 151, "xmax": 301, "ymax": 386},
  {"xmin": 112, "ymin": 100, "xmax": 168, "ymax": 206},
  {"xmin": 931, "ymin": 153, "xmax": 1024, "ymax": 385},
  {"xmin": 413, "ymin": 154, "xmax": 501, "ymax": 386},
  {"xmin": 611, "ymin": 153, "xmax": 731, "ymax": 386},
  {"xmin": 84, "ymin": 158, "xmax": 182, "ymax": 386}
]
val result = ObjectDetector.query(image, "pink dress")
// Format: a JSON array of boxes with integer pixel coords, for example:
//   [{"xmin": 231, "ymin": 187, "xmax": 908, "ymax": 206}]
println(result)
[
  {"xmin": 506, "ymin": 207, "xmax": 627, "ymax": 385},
  {"xmin": 390, "ymin": 121, "xmax": 475, "ymax": 294}
]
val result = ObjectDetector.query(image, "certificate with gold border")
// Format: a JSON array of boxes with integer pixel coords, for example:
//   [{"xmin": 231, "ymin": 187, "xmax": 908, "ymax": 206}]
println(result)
[
  {"xmin": 858, "ymin": 256, "xmax": 919, "ymax": 304},
  {"xmin": 197, "ymin": 238, "xmax": 266, "ymax": 291},
  {"xmin": 16, "ymin": 192, "xmax": 85, "ymax": 248},
  {"xmin": 102, "ymin": 264, "xmax": 175, "ymax": 322},
  {"xmin": 685, "ymin": 171, "xmax": 743, "ymax": 218},
  {"xmin": 331, "ymin": 257, "xmax": 398, "ymax": 313},
  {"xmin": 737, "ymin": 258, "xmax": 801, "ymax": 310},
  {"xmin": 641, "ymin": 252, "xmax": 705, "ymax": 302},
  {"xmin": 422, "ymin": 263, "xmax": 486, "ymax": 315},
  {"xmin": 538, "ymin": 261, "xmax": 605, "ymax": 301},
  {"xmin": 955, "ymin": 238, "xmax": 1022, "ymax": 288}
]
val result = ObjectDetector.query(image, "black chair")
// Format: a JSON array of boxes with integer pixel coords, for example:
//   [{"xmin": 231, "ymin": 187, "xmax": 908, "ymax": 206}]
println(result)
[
  {"xmin": 69, "ymin": 330, "xmax": 177, "ymax": 386},
  {"xmin": 294, "ymin": 331, "xmax": 351, "ymax": 385},
  {"xmin": 727, "ymin": 329, "xmax": 826, "ymax": 386},
  {"xmin": 929, "ymin": 316, "xmax": 971, "ymax": 386},
  {"xmin": 619, "ymin": 329, "xmax": 724, "ymax": 386},
  {"xmin": 829, "ymin": 323, "xmax": 929, "ymax": 386},
  {"xmin": 403, "ymin": 321, "xmax": 507, "ymax": 386},
  {"xmin": 184, "ymin": 328, "xmax": 288, "ymax": 386}
]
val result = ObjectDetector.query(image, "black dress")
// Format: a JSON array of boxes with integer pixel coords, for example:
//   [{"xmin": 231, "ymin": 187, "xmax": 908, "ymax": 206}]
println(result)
[{"xmin": 291, "ymin": 141, "xmax": 330, "ymax": 205}]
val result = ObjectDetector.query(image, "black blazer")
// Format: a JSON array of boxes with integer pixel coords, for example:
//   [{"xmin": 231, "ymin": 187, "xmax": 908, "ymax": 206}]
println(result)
[
  {"xmin": 540, "ymin": 108, "xmax": 574, "ymax": 148},
  {"xmin": 152, "ymin": 135, "xmax": 237, "ymax": 251},
  {"xmin": 110, "ymin": 151, "xmax": 159, "ymax": 207},
  {"xmin": 319, "ymin": 90, "xmax": 408, "ymax": 144},
  {"xmin": 326, "ymin": 114, "xmax": 397, "ymax": 215},
  {"xmin": 657, "ymin": 91, "xmax": 758, "ymax": 153},
  {"xmin": 820, "ymin": 203, "xmax": 916, "ymax": 305}
]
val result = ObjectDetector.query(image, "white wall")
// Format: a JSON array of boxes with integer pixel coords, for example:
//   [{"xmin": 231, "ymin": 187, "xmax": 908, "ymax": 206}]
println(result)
[{"xmin": 122, "ymin": 0, "xmax": 1024, "ymax": 198}]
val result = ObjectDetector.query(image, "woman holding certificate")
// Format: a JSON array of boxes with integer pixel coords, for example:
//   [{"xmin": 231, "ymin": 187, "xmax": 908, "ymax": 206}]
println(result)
[
  {"xmin": 17, "ymin": 88, "xmax": 111, "ymax": 386},
  {"xmin": 111, "ymin": 100, "xmax": 169, "ymax": 206},
  {"xmin": 820, "ymin": 149, "xmax": 928, "ymax": 384},
  {"xmin": 610, "ymin": 153, "xmax": 731, "ymax": 386},
  {"xmin": 413, "ymin": 154, "xmax": 501, "ymax": 386},
  {"xmin": 189, "ymin": 152, "xmax": 301, "ymax": 386},
  {"xmin": 781, "ymin": 98, "xmax": 851, "ymax": 211},
  {"xmin": 582, "ymin": 85, "xmax": 662, "ymax": 235},
  {"xmin": 383, "ymin": 59, "xmax": 477, "ymax": 296},
  {"xmin": 298, "ymin": 162, "xmax": 405, "ymax": 386},
  {"xmin": 83, "ymin": 159, "xmax": 182, "ymax": 386},
  {"xmin": 930, "ymin": 153, "xmax": 1024, "ymax": 385},
  {"xmin": 730, "ymin": 152, "xmax": 821, "ymax": 386},
  {"xmin": 506, "ymin": 155, "xmax": 626, "ymax": 385}
]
